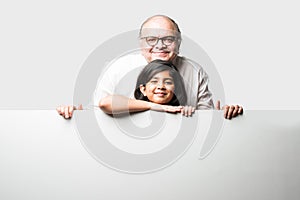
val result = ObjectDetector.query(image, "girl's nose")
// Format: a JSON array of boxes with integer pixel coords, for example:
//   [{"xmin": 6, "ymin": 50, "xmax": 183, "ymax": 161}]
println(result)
[{"xmin": 156, "ymin": 81, "xmax": 166, "ymax": 89}]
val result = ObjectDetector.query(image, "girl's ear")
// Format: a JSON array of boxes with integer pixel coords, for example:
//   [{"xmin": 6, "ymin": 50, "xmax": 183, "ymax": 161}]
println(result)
[{"xmin": 139, "ymin": 84, "xmax": 147, "ymax": 96}]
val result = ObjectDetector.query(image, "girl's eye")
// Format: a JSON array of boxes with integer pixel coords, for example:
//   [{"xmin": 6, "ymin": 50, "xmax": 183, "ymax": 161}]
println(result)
[
  {"xmin": 165, "ymin": 81, "xmax": 174, "ymax": 85},
  {"xmin": 150, "ymin": 80, "xmax": 158, "ymax": 84}
]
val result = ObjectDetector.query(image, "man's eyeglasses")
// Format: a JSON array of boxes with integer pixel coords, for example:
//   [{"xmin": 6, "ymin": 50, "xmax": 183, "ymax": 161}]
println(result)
[{"xmin": 141, "ymin": 36, "xmax": 177, "ymax": 46}]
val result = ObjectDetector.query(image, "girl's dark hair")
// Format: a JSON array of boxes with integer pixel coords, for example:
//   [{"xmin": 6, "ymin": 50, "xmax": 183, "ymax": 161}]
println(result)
[{"xmin": 134, "ymin": 59, "xmax": 187, "ymax": 106}]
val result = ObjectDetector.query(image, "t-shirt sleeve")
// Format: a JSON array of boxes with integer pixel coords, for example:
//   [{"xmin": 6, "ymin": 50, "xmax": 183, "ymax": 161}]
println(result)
[
  {"xmin": 93, "ymin": 65, "xmax": 116, "ymax": 106},
  {"xmin": 197, "ymin": 68, "xmax": 214, "ymax": 110},
  {"xmin": 93, "ymin": 54, "xmax": 146, "ymax": 107}
]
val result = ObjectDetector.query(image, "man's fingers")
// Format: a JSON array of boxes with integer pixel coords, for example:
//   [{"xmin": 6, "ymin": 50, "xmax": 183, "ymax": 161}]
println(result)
[
  {"xmin": 232, "ymin": 105, "xmax": 243, "ymax": 117},
  {"xmin": 56, "ymin": 106, "xmax": 62, "ymax": 115},
  {"xmin": 59, "ymin": 106, "xmax": 65, "ymax": 115},
  {"xmin": 223, "ymin": 105, "xmax": 229, "ymax": 118},
  {"xmin": 232, "ymin": 105, "xmax": 239, "ymax": 117},
  {"xmin": 57, "ymin": 105, "xmax": 82, "ymax": 119},
  {"xmin": 238, "ymin": 106, "xmax": 243, "ymax": 114},
  {"xmin": 227, "ymin": 105, "xmax": 236, "ymax": 119},
  {"xmin": 221, "ymin": 104, "xmax": 244, "ymax": 119},
  {"xmin": 64, "ymin": 106, "xmax": 70, "ymax": 119},
  {"xmin": 69, "ymin": 106, "xmax": 74, "ymax": 117},
  {"xmin": 64, "ymin": 105, "xmax": 74, "ymax": 119},
  {"xmin": 78, "ymin": 104, "xmax": 83, "ymax": 110}
]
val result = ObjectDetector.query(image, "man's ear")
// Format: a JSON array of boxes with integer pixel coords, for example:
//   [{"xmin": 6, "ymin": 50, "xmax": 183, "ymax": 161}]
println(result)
[
  {"xmin": 139, "ymin": 84, "xmax": 147, "ymax": 96},
  {"xmin": 175, "ymin": 37, "xmax": 181, "ymax": 54}
]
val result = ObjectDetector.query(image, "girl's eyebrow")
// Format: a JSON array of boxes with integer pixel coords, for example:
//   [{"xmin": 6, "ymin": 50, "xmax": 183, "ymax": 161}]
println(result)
[
  {"xmin": 151, "ymin": 76, "xmax": 173, "ymax": 80},
  {"xmin": 150, "ymin": 77, "xmax": 174, "ymax": 83}
]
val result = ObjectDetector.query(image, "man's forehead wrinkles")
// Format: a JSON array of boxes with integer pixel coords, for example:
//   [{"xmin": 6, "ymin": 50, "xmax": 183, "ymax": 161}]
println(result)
[{"xmin": 140, "ymin": 28, "xmax": 179, "ymax": 36}]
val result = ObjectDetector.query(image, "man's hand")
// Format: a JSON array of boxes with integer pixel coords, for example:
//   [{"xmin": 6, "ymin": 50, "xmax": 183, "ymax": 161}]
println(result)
[
  {"xmin": 216, "ymin": 100, "xmax": 243, "ymax": 119},
  {"xmin": 56, "ymin": 104, "xmax": 83, "ymax": 119}
]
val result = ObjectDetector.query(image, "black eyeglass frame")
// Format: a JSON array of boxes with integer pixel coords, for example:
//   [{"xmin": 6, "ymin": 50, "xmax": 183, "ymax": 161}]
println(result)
[{"xmin": 140, "ymin": 36, "xmax": 179, "ymax": 46}]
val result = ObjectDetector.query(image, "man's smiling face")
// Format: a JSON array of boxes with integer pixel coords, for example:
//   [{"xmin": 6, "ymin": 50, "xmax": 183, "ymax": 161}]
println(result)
[{"xmin": 139, "ymin": 16, "xmax": 181, "ymax": 63}]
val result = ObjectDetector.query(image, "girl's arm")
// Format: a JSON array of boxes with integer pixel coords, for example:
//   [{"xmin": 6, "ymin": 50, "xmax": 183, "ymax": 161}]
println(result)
[{"xmin": 99, "ymin": 95, "xmax": 182, "ymax": 114}]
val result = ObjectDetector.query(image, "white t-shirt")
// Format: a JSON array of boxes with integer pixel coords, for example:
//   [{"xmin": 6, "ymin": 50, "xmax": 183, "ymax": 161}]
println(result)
[{"xmin": 94, "ymin": 53, "xmax": 214, "ymax": 109}]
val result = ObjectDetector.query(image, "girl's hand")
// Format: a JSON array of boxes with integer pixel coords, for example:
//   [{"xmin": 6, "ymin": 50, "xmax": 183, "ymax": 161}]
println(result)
[
  {"xmin": 150, "ymin": 103, "xmax": 183, "ymax": 113},
  {"xmin": 180, "ymin": 106, "xmax": 195, "ymax": 117}
]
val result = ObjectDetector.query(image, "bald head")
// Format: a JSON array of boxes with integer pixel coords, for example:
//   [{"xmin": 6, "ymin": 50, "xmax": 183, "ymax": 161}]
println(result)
[{"xmin": 139, "ymin": 15, "xmax": 181, "ymax": 37}]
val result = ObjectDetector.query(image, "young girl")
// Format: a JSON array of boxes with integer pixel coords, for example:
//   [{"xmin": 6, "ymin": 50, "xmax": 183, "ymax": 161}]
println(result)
[{"xmin": 99, "ymin": 59, "xmax": 195, "ymax": 116}]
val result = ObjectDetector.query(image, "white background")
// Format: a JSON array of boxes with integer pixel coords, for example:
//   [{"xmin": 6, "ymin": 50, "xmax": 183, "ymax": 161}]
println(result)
[
  {"xmin": 1, "ymin": 0, "xmax": 299, "ymax": 110},
  {"xmin": 1, "ymin": 110, "xmax": 300, "ymax": 199}
]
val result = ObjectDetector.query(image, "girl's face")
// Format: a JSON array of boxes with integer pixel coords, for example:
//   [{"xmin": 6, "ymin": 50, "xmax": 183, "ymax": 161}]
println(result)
[{"xmin": 140, "ymin": 70, "xmax": 175, "ymax": 104}]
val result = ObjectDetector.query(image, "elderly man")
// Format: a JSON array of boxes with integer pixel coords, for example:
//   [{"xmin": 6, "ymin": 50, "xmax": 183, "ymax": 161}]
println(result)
[{"xmin": 57, "ymin": 15, "xmax": 243, "ymax": 119}]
